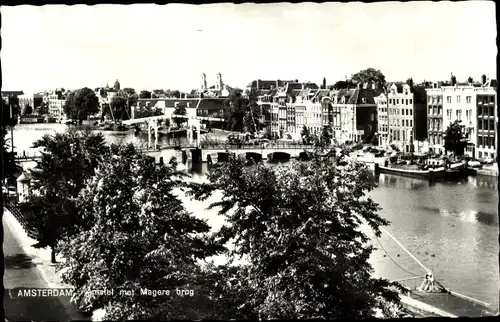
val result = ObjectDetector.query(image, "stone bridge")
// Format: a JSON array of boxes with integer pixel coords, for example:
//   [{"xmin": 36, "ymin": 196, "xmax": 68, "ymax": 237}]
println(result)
[{"xmin": 140, "ymin": 143, "xmax": 317, "ymax": 164}]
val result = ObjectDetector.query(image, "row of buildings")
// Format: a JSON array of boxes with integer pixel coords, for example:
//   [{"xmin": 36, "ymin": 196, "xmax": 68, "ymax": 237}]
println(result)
[
  {"xmin": 5, "ymin": 72, "xmax": 497, "ymax": 160},
  {"xmin": 115, "ymin": 73, "xmax": 498, "ymax": 160}
]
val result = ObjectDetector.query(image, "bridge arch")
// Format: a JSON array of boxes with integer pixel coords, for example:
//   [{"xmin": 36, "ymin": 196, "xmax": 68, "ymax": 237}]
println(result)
[
  {"xmin": 245, "ymin": 152, "xmax": 263, "ymax": 163},
  {"xmin": 267, "ymin": 151, "xmax": 291, "ymax": 162}
]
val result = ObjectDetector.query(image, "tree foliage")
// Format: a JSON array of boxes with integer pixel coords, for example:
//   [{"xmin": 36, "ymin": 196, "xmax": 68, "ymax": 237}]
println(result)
[
  {"xmin": 333, "ymin": 80, "xmax": 356, "ymax": 90},
  {"xmin": 134, "ymin": 105, "xmax": 163, "ymax": 119},
  {"xmin": 225, "ymin": 89, "xmax": 246, "ymax": 132},
  {"xmin": 443, "ymin": 120, "xmax": 468, "ymax": 155},
  {"xmin": 37, "ymin": 102, "xmax": 49, "ymax": 115},
  {"xmin": 19, "ymin": 129, "xmax": 108, "ymax": 262},
  {"xmin": 64, "ymin": 88, "xmax": 100, "ymax": 120},
  {"xmin": 242, "ymin": 90, "xmax": 263, "ymax": 133},
  {"xmin": 139, "ymin": 90, "xmax": 152, "ymax": 99},
  {"xmin": 301, "ymin": 125, "xmax": 312, "ymax": 144},
  {"xmin": 122, "ymin": 88, "xmax": 136, "ymax": 96},
  {"xmin": 225, "ymin": 88, "xmax": 262, "ymax": 133},
  {"xmin": 186, "ymin": 140, "xmax": 405, "ymax": 319},
  {"xmin": 58, "ymin": 144, "xmax": 223, "ymax": 319},
  {"xmin": 22, "ymin": 104, "xmax": 33, "ymax": 116},
  {"xmin": 1, "ymin": 97, "xmax": 20, "ymax": 183},
  {"xmin": 351, "ymin": 68, "xmax": 386, "ymax": 86},
  {"xmin": 108, "ymin": 96, "xmax": 129, "ymax": 121},
  {"xmin": 320, "ymin": 125, "xmax": 333, "ymax": 147}
]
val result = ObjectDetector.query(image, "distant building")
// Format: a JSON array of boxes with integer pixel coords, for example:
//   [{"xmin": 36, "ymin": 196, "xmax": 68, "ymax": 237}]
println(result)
[
  {"xmin": 198, "ymin": 73, "xmax": 232, "ymax": 98},
  {"xmin": 42, "ymin": 89, "xmax": 67, "ymax": 118},
  {"xmin": 134, "ymin": 97, "xmax": 226, "ymax": 124},
  {"xmin": 425, "ymin": 74, "xmax": 497, "ymax": 158}
]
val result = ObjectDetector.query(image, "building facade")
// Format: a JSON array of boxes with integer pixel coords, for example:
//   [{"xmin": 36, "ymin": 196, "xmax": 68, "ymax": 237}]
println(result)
[
  {"xmin": 425, "ymin": 86, "xmax": 444, "ymax": 154},
  {"xmin": 425, "ymin": 76, "xmax": 497, "ymax": 158},
  {"xmin": 387, "ymin": 83, "xmax": 415, "ymax": 152},
  {"xmin": 476, "ymin": 89, "xmax": 497, "ymax": 160},
  {"xmin": 375, "ymin": 93, "xmax": 388, "ymax": 146}
]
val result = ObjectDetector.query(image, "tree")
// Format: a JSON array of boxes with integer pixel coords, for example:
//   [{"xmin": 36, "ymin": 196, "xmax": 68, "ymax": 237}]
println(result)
[
  {"xmin": 58, "ymin": 144, "xmax": 222, "ymax": 319},
  {"xmin": 1, "ymin": 97, "xmax": 20, "ymax": 185},
  {"xmin": 225, "ymin": 89, "xmax": 247, "ymax": 132},
  {"xmin": 173, "ymin": 103, "xmax": 187, "ymax": 127},
  {"xmin": 443, "ymin": 120, "xmax": 468, "ymax": 156},
  {"xmin": 21, "ymin": 104, "xmax": 33, "ymax": 116},
  {"xmin": 109, "ymin": 96, "xmax": 129, "ymax": 121},
  {"xmin": 351, "ymin": 68, "xmax": 386, "ymax": 86},
  {"xmin": 73, "ymin": 87, "xmax": 100, "ymax": 120},
  {"xmin": 122, "ymin": 88, "xmax": 136, "ymax": 96},
  {"xmin": 242, "ymin": 89, "xmax": 263, "ymax": 133},
  {"xmin": 38, "ymin": 102, "xmax": 49, "ymax": 115},
  {"xmin": 186, "ymin": 139, "xmax": 405, "ymax": 319},
  {"xmin": 168, "ymin": 90, "xmax": 181, "ymax": 98},
  {"xmin": 139, "ymin": 90, "xmax": 152, "ymax": 99},
  {"xmin": 63, "ymin": 92, "xmax": 76, "ymax": 120},
  {"xmin": 332, "ymin": 80, "xmax": 356, "ymax": 90},
  {"xmin": 19, "ymin": 129, "xmax": 108, "ymax": 263},
  {"xmin": 320, "ymin": 125, "xmax": 333, "ymax": 147},
  {"xmin": 301, "ymin": 125, "xmax": 312, "ymax": 144}
]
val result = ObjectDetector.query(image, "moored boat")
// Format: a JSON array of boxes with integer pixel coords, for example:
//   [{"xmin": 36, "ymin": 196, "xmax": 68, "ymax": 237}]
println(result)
[{"xmin": 379, "ymin": 164, "xmax": 446, "ymax": 180}]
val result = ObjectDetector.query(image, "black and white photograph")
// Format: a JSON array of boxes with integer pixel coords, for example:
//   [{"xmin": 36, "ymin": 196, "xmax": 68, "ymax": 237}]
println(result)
[{"xmin": 1, "ymin": 1, "xmax": 498, "ymax": 320}]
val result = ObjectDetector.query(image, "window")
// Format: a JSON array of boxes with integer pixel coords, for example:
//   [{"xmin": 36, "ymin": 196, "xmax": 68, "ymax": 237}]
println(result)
[
  {"xmin": 489, "ymin": 120, "xmax": 494, "ymax": 131},
  {"xmin": 410, "ymin": 120, "xmax": 413, "ymax": 127},
  {"xmin": 478, "ymin": 120, "xmax": 483, "ymax": 130},
  {"xmin": 410, "ymin": 109, "xmax": 413, "ymax": 116},
  {"xmin": 447, "ymin": 96, "xmax": 452, "ymax": 103},
  {"xmin": 429, "ymin": 107, "xmax": 432, "ymax": 115},
  {"xmin": 457, "ymin": 96, "xmax": 461, "ymax": 103},
  {"xmin": 410, "ymin": 99, "xmax": 413, "ymax": 104},
  {"xmin": 406, "ymin": 99, "xmax": 408, "ymax": 105},
  {"xmin": 397, "ymin": 99, "xmax": 399, "ymax": 105},
  {"xmin": 466, "ymin": 96, "xmax": 471, "ymax": 104},
  {"xmin": 405, "ymin": 119, "xmax": 409, "ymax": 127}
]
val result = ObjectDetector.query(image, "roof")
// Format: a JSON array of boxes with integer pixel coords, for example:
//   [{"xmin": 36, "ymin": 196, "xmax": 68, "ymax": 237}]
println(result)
[
  {"xmin": 2, "ymin": 91, "xmax": 24, "ymax": 96},
  {"xmin": 246, "ymin": 79, "xmax": 296, "ymax": 90}
]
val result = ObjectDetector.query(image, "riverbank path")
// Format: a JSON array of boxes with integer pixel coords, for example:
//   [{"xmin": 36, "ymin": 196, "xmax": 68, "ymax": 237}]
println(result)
[{"xmin": 3, "ymin": 209, "xmax": 90, "ymax": 321}]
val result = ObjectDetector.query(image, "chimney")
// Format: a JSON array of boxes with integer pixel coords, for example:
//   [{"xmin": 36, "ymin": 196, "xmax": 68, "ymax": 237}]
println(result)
[
  {"xmin": 467, "ymin": 77, "xmax": 473, "ymax": 84},
  {"xmin": 257, "ymin": 79, "xmax": 260, "ymax": 89},
  {"xmin": 322, "ymin": 77, "xmax": 326, "ymax": 90},
  {"xmin": 481, "ymin": 74, "xmax": 487, "ymax": 85},
  {"xmin": 407, "ymin": 78, "xmax": 414, "ymax": 87},
  {"xmin": 295, "ymin": 79, "xmax": 298, "ymax": 83}
]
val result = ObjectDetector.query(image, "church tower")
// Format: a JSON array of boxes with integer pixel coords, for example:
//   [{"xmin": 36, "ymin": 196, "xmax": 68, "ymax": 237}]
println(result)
[
  {"xmin": 216, "ymin": 73, "xmax": 223, "ymax": 91},
  {"xmin": 201, "ymin": 73, "xmax": 207, "ymax": 91}
]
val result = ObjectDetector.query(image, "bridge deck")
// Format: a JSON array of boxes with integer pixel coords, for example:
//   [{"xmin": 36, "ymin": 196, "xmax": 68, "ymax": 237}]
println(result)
[{"xmin": 123, "ymin": 115, "xmax": 225, "ymax": 125}]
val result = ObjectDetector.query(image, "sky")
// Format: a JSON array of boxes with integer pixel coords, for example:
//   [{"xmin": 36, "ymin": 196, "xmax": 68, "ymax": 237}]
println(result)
[{"xmin": 1, "ymin": 2, "xmax": 497, "ymax": 95}]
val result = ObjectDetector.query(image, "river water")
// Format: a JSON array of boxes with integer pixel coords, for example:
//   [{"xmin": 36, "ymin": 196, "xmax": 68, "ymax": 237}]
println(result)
[{"xmin": 11, "ymin": 123, "xmax": 500, "ymax": 309}]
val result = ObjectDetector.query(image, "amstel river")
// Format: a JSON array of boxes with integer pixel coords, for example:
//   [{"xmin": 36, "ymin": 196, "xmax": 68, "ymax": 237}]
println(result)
[{"xmin": 11, "ymin": 123, "xmax": 500, "ymax": 308}]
